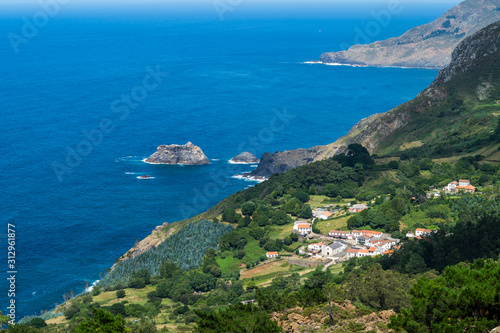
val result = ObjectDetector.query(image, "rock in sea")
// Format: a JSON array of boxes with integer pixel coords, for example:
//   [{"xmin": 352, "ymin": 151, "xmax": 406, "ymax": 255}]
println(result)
[
  {"xmin": 145, "ymin": 142, "xmax": 210, "ymax": 165},
  {"xmin": 229, "ymin": 152, "xmax": 260, "ymax": 164}
]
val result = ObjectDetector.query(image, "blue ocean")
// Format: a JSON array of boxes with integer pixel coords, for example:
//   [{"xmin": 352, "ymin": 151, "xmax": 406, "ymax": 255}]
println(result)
[{"xmin": 0, "ymin": 1, "xmax": 455, "ymax": 319}]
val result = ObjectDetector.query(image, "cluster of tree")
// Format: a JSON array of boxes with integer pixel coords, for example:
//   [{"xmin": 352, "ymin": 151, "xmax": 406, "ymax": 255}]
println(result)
[
  {"xmin": 98, "ymin": 220, "xmax": 233, "ymax": 288},
  {"xmin": 390, "ymin": 258, "xmax": 500, "ymax": 332},
  {"xmin": 379, "ymin": 209, "xmax": 500, "ymax": 273},
  {"xmin": 195, "ymin": 303, "xmax": 283, "ymax": 333},
  {"xmin": 347, "ymin": 194, "xmax": 407, "ymax": 233}
]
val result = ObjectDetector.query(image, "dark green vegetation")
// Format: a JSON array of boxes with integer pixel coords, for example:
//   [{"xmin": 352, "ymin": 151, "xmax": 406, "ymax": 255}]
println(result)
[{"xmin": 98, "ymin": 220, "xmax": 233, "ymax": 288}]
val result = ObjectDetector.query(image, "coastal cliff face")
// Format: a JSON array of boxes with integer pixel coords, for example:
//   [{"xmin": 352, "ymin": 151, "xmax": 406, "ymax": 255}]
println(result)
[
  {"xmin": 145, "ymin": 142, "xmax": 210, "ymax": 165},
  {"xmin": 249, "ymin": 21, "xmax": 500, "ymax": 177},
  {"xmin": 326, "ymin": 21, "xmax": 500, "ymax": 155},
  {"xmin": 320, "ymin": 0, "xmax": 500, "ymax": 69},
  {"xmin": 248, "ymin": 146, "xmax": 327, "ymax": 178}
]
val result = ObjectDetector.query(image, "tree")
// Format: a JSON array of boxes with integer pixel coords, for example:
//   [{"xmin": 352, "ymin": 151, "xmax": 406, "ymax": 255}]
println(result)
[
  {"xmin": 110, "ymin": 303, "xmax": 127, "ymax": 317},
  {"xmin": 292, "ymin": 191, "xmax": 310, "ymax": 203},
  {"xmin": 27, "ymin": 318, "xmax": 47, "ymax": 328},
  {"xmin": 322, "ymin": 283, "xmax": 345, "ymax": 327},
  {"xmin": 405, "ymin": 253, "xmax": 427, "ymax": 275},
  {"xmin": 74, "ymin": 308, "xmax": 125, "ymax": 333},
  {"xmin": 298, "ymin": 205, "xmax": 313, "ymax": 219},
  {"xmin": 249, "ymin": 228, "xmax": 266, "ymax": 240},
  {"xmin": 284, "ymin": 198, "xmax": 302, "ymax": 215},
  {"xmin": 222, "ymin": 208, "xmax": 237, "ymax": 223},
  {"xmin": 237, "ymin": 250, "xmax": 246, "ymax": 260},
  {"xmin": 116, "ymin": 289, "xmax": 126, "ymax": 298},
  {"xmin": 271, "ymin": 210, "xmax": 291, "ymax": 225},
  {"xmin": 160, "ymin": 259, "xmax": 180, "ymax": 279},
  {"xmin": 129, "ymin": 278, "xmax": 146, "ymax": 289},
  {"xmin": 64, "ymin": 302, "xmax": 80, "ymax": 320},
  {"xmin": 131, "ymin": 268, "xmax": 151, "ymax": 285},
  {"xmin": 241, "ymin": 202, "xmax": 256, "ymax": 216}
]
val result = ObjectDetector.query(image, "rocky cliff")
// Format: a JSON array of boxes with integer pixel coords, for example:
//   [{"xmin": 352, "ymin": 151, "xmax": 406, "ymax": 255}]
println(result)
[
  {"xmin": 324, "ymin": 21, "xmax": 500, "ymax": 156},
  {"xmin": 249, "ymin": 21, "xmax": 500, "ymax": 177},
  {"xmin": 246, "ymin": 146, "xmax": 327, "ymax": 178},
  {"xmin": 320, "ymin": 0, "xmax": 500, "ymax": 69},
  {"xmin": 145, "ymin": 142, "xmax": 210, "ymax": 165}
]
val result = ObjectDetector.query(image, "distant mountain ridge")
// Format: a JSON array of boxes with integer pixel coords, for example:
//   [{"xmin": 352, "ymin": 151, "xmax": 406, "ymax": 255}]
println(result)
[
  {"xmin": 248, "ymin": 20, "xmax": 500, "ymax": 178},
  {"xmin": 319, "ymin": 0, "xmax": 500, "ymax": 69}
]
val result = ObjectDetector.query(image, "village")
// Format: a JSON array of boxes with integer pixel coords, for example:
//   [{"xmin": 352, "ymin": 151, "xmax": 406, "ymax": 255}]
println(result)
[{"xmin": 262, "ymin": 179, "xmax": 474, "ymax": 265}]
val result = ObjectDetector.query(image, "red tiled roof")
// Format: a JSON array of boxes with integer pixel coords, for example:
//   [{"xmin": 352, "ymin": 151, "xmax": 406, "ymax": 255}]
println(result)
[
  {"xmin": 457, "ymin": 185, "xmax": 475, "ymax": 190},
  {"xmin": 347, "ymin": 249, "xmax": 359, "ymax": 253},
  {"xmin": 297, "ymin": 224, "xmax": 310, "ymax": 229},
  {"xmin": 267, "ymin": 252, "xmax": 278, "ymax": 255},
  {"xmin": 361, "ymin": 230, "xmax": 382, "ymax": 235},
  {"xmin": 358, "ymin": 249, "xmax": 369, "ymax": 254}
]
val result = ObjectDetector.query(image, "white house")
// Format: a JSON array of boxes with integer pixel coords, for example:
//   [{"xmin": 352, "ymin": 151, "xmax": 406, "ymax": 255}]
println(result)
[
  {"xmin": 360, "ymin": 230, "xmax": 382, "ymax": 238},
  {"xmin": 459, "ymin": 179, "xmax": 470, "ymax": 187},
  {"xmin": 349, "ymin": 204, "xmax": 367, "ymax": 213},
  {"xmin": 443, "ymin": 181, "xmax": 458, "ymax": 193},
  {"xmin": 351, "ymin": 230, "xmax": 363, "ymax": 238},
  {"xmin": 347, "ymin": 248, "xmax": 359, "ymax": 258},
  {"xmin": 415, "ymin": 228, "xmax": 432, "ymax": 237},
  {"xmin": 329, "ymin": 230, "xmax": 351, "ymax": 239},
  {"xmin": 323, "ymin": 242, "xmax": 346, "ymax": 257},
  {"xmin": 319, "ymin": 211, "xmax": 333, "ymax": 220},
  {"xmin": 295, "ymin": 223, "xmax": 311, "ymax": 235},
  {"xmin": 266, "ymin": 251, "xmax": 278, "ymax": 258},
  {"xmin": 356, "ymin": 249, "xmax": 370, "ymax": 257},
  {"xmin": 308, "ymin": 242, "xmax": 322, "ymax": 253},
  {"xmin": 293, "ymin": 221, "xmax": 312, "ymax": 235}
]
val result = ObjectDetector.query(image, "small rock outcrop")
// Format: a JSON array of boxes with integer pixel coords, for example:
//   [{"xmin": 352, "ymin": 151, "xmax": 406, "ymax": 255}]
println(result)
[
  {"xmin": 229, "ymin": 152, "xmax": 260, "ymax": 164},
  {"xmin": 319, "ymin": 0, "xmax": 500, "ymax": 69},
  {"xmin": 145, "ymin": 142, "xmax": 210, "ymax": 165}
]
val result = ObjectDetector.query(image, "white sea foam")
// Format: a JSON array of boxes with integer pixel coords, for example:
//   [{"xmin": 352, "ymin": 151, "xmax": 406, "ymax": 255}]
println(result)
[
  {"xmin": 323, "ymin": 62, "xmax": 366, "ymax": 67},
  {"xmin": 228, "ymin": 159, "xmax": 260, "ymax": 165},
  {"xmin": 137, "ymin": 176, "xmax": 156, "ymax": 180},
  {"xmin": 302, "ymin": 61, "xmax": 322, "ymax": 64},
  {"xmin": 85, "ymin": 280, "xmax": 99, "ymax": 293},
  {"xmin": 116, "ymin": 156, "xmax": 148, "ymax": 163},
  {"xmin": 232, "ymin": 174, "xmax": 267, "ymax": 183},
  {"xmin": 211, "ymin": 159, "xmax": 220, "ymax": 161},
  {"xmin": 228, "ymin": 160, "xmax": 251, "ymax": 165},
  {"xmin": 251, "ymin": 164, "xmax": 258, "ymax": 168}
]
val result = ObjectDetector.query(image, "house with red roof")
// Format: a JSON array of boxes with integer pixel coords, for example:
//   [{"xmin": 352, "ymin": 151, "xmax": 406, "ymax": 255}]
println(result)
[{"xmin": 266, "ymin": 252, "xmax": 278, "ymax": 259}]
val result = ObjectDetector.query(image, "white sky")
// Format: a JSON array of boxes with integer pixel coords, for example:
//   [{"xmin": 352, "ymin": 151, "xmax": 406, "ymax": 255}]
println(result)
[{"xmin": 0, "ymin": 0, "xmax": 464, "ymax": 3}]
